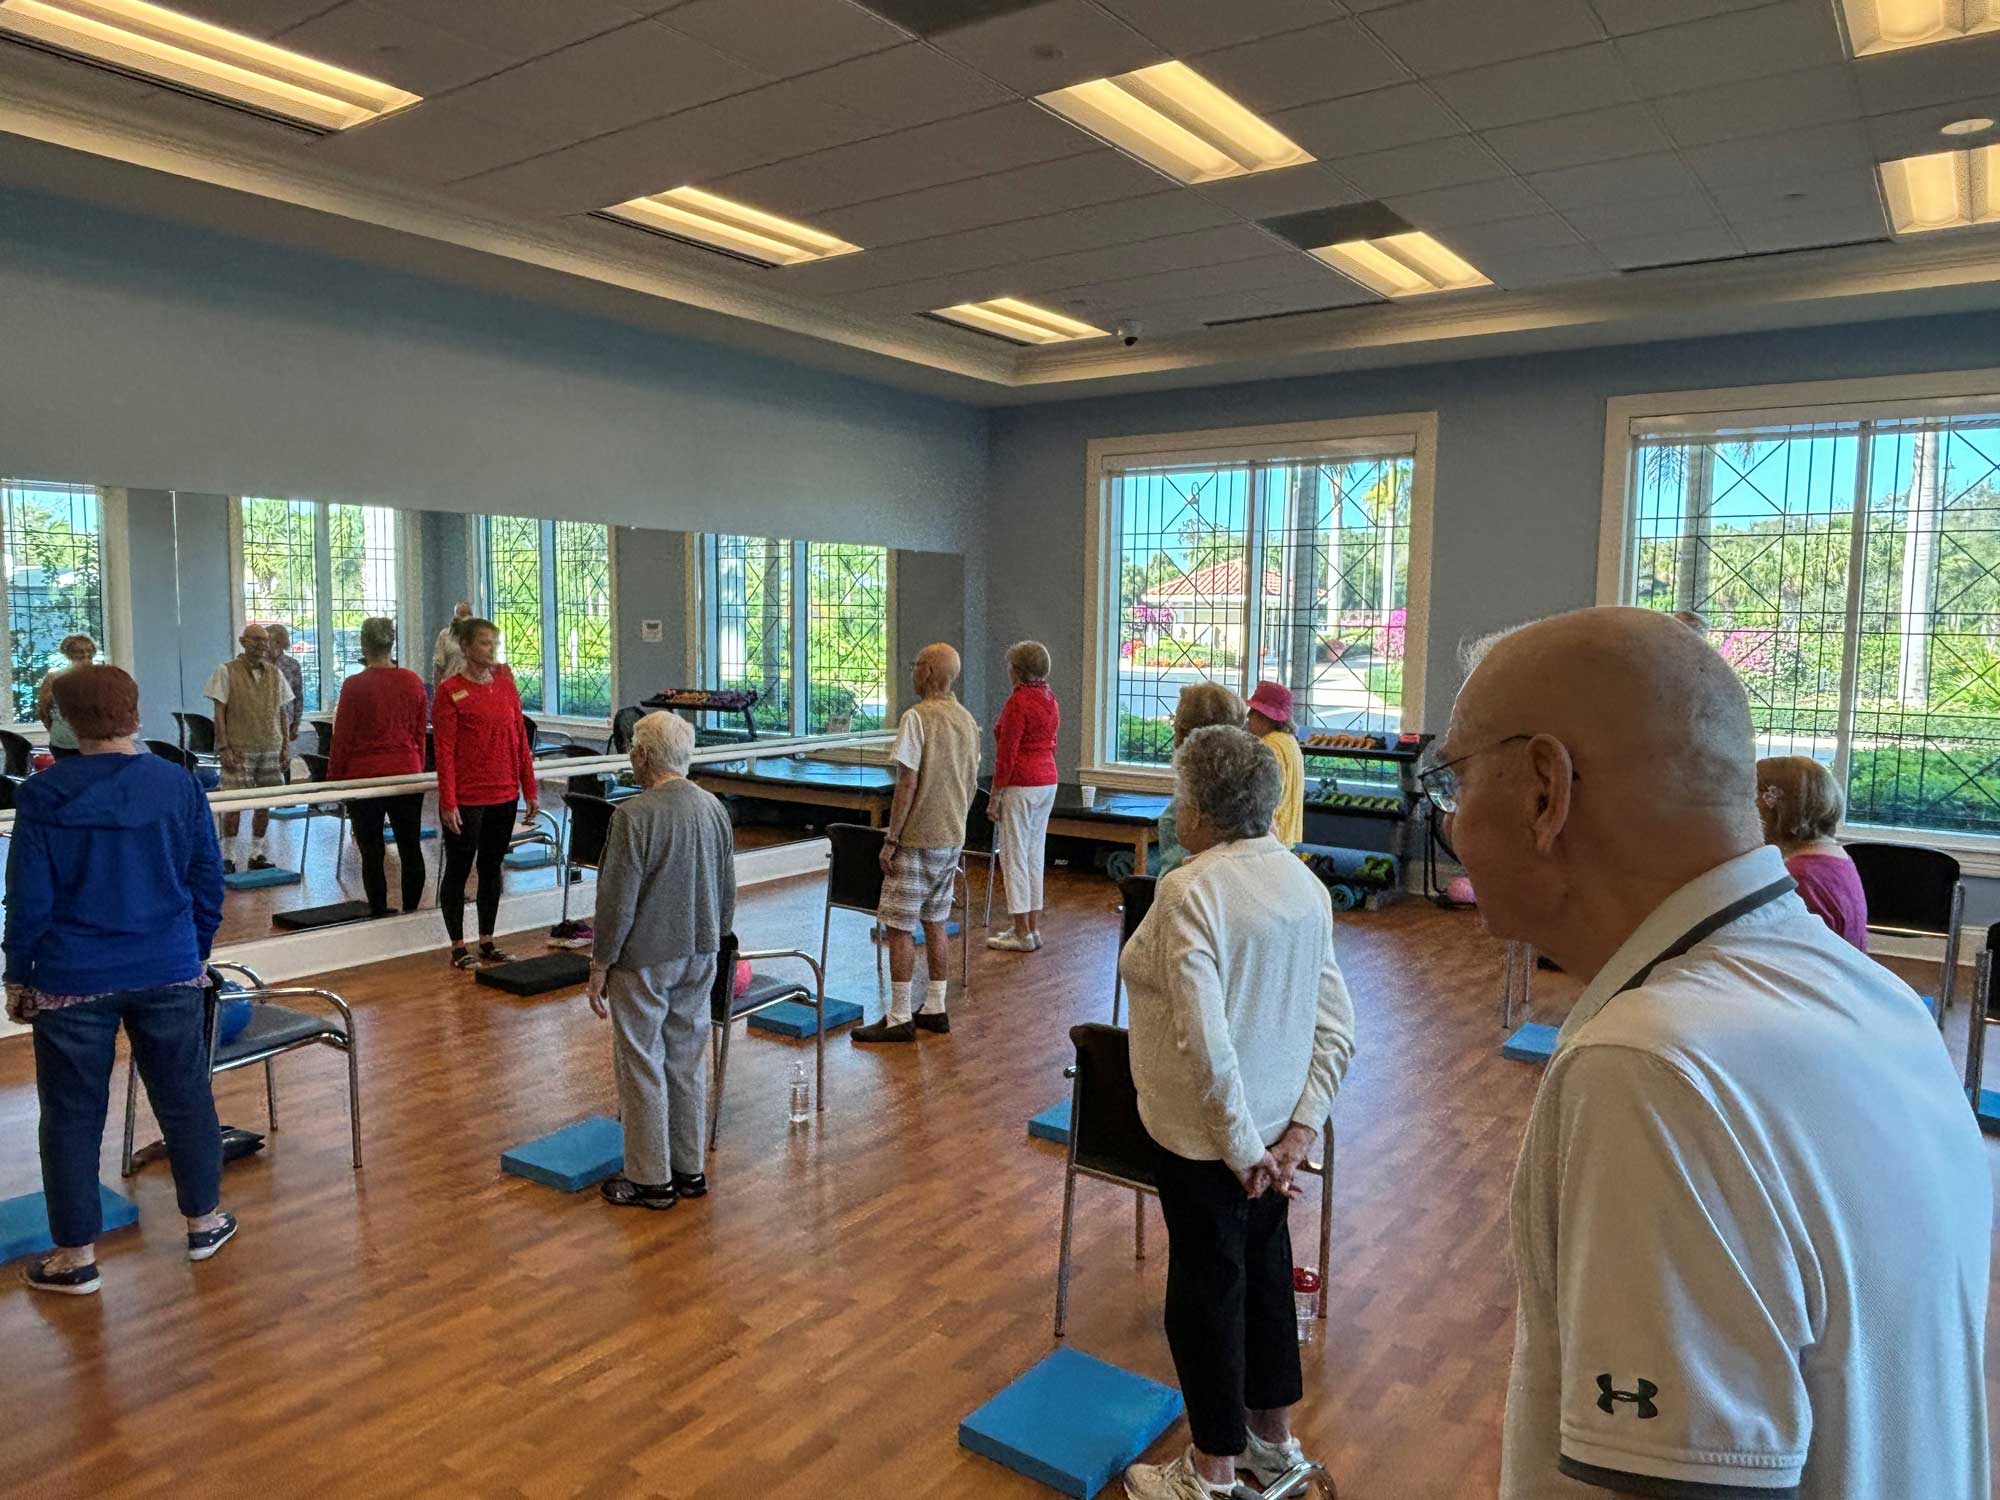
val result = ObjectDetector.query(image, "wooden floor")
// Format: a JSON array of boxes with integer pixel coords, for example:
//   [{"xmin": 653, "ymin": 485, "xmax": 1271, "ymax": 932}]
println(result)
[{"xmin": 1, "ymin": 875, "xmax": 1995, "ymax": 1499}]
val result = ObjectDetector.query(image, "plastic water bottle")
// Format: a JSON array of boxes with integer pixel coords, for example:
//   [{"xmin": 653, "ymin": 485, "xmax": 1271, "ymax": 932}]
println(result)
[
  {"xmin": 788, "ymin": 1062, "xmax": 811, "ymax": 1125},
  {"xmin": 1293, "ymin": 1266, "xmax": 1322, "ymax": 1345}
]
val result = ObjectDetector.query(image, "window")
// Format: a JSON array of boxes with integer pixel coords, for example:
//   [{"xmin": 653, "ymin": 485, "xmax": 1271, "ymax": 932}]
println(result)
[
  {"xmin": 2, "ymin": 479, "xmax": 107, "ymax": 724},
  {"xmin": 475, "ymin": 516, "xmax": 613, "ymax": 719},
  {"xmin": 238, "ymin": 498, "xmax": 402, "ymax": 713},
  {"xmin": 1607, "ymin": 376, "xmax": 2000, "ymax": 841},
  {"xmin": 700, "ymin": 536, "xmax": 891, "ymax": 737},
  {"xmin": 1085, "ymin": 419, "xmax": 1435, "ymax": 775}
]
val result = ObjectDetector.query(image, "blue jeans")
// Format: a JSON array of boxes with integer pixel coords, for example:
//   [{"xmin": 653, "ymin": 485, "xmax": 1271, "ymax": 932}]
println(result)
[{"xmin": 33, "ymin": 985, "xmax": 221, "ymax": 1247}]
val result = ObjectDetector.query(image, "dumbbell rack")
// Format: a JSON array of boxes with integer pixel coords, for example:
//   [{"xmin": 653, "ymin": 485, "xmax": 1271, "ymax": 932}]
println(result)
[{"xmin": 1296, "ymin": 733, "xmax": 1431, "ymax": 882}]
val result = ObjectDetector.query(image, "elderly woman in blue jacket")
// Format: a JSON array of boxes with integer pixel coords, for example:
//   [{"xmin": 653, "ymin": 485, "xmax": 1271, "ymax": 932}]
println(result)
[{"xmin": 4, "ymin": 665, "xmax": 233, "ymax": 1294}]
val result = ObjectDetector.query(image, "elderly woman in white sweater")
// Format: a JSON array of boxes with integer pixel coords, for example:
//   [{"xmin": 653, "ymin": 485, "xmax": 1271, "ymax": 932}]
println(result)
[{"xmin": 1118, "ymin": 725, "xmax": 1358, "ymax": 1500}]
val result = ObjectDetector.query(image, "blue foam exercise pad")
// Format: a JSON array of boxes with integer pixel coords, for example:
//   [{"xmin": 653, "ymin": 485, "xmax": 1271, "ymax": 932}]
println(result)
[
  {"xmin": 871, "ymin": 921, "xmax": 960, "ymax": 943},
  {"xmin": 1976, "ymin": 1089, "xmax": 2000, "ymax": 1136},
  {"xmin": 1028, "ymin": 1099, "xmax": 1071, "ymax": 1145},
  {"xmin": 503, "ymin": 845, "xmax": 558, "ymax": 869},
  {"xmin": 224, "ymin": 866, "xmax": 302, "ymax": 890},
  {"xmin": 500, "ymin": 1116, "xmax": 623, "ymax": 1192},
  {"xmin": 959, "ymin": 1347, "xmax": 1183, "ymax": 1499},
  {"xmin": 268, "ymin": 805, "xmax": 311, "ymax": 820},
  {"xmin": 1501, "ymin": 1021, "xmax": 1559, "ymax": 1064},
  {"xmin": 746, "ymin": 997, "xmax": 864, "ymax": 1037},
  {"xmin": 1921, "ymin": 993, "xmax": 1937, "ymax": 1017},
  {"xmin": 0, "ymin": 1184, "xmax": 139, "ymax": 1264}
]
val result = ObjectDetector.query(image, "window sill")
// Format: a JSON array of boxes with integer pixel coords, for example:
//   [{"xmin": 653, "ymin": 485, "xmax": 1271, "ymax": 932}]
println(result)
[{"xmin": 1079, "ymin": 764, "xmax": 1175, "ymax": 793}]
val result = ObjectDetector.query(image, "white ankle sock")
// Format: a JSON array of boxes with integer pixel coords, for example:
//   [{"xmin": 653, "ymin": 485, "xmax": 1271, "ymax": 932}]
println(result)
[
  {"xmin": 251, "ymin": 836, "xmax": 268, "ymax": 857},
  {"xmin": 888, "ymin": 981, "xmax": 913, "ymax": 1026},
  {"xmin": 920, "ymin": 979, "xmax": 949, "ymax": 1016}
]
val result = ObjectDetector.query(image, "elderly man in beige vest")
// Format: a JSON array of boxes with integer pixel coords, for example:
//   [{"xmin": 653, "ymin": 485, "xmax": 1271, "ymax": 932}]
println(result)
[
  {"xmin": 852, "ymin": 642, "xmax": 979, "ymax": 1045},
  {"xmin": 205, "ymin": 621, "xmax": 294, "ymax": 874}
]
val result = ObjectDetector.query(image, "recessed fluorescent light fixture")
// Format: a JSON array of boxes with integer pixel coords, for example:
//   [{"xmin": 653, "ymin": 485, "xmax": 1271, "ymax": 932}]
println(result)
[
  {"xmin": 1038, "ymin": 61, "xmax": 1312, "ymax": 185},
  {"xmin": 0, "ymin": 0, "xmax": 420, "ymax": 131},
  {"xmin": 1836, "ymin": 0, "xmax": 2000, "ymax": 55},
  {"xmin": 599, "ymin": 187, "xmax": 859, "ymax": 267},
  {"xmin": 1879, "ymin": 146, "xmax": 1999, "ymax": 233},
  {"xmin": 931, "ymin": 298, "xmax": 1108, "ymax": 345},
  {"xmin": 1942, "ymin": 116, "xmax": 1995, "ymax": 136},
  {"xmin": 1312, "ymin": 231, "xmax": 1491, "ymax": 298}
]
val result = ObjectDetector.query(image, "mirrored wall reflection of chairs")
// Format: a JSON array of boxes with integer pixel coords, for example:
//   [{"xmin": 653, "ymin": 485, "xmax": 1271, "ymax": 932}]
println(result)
[
  {"xmin": 964, "ymin": 786, "xmax": 999, "ymax": 928},
  {"xmin": 121, "ymin": 960, "xmax": 362, "ymax": 1177},
  {"xmin": 706, "ymin": 931, "xmax": 826, "ymax": 1151},
  {"xmin": 307, "ymin": 719, "xmax": 334, "ymax": 760},
  {"xmin": 1053, "ymin": 1022, "xmax": 1336, "ymax": 1342},
  {"xmin": 609, "ymin": 706, "xmax": 645, "ymax": 755},
  {"xmin": 523, "ymin": 714, "xmax": 575, "ymax": 755},
  {"xmin": 172, "ymin": 710, "xmax": 220, "ymax": 766},
  {"xmin": 820, "ymin": 822, "xmax": 971, "ymax": 992},
  {"xmin": 146, "ymin": 739, "xmax": 222, "ymax": 790},
  {"xmin": 0, "ymin": 728, "xmax": 34, "ymax": 778},
  {"xmin": 298, "ymin": 753, "xmax": 350, "ymax": 880},
  {"xmin": 1846, "ymin": 840, "xmax": 1964, "ymax": 1030}
]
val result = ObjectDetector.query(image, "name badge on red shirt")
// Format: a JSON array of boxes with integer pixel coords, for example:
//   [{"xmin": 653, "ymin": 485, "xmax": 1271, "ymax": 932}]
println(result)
[{"xmin": 450, "ymin": 689, "xmax": 469, "ymax": 702}]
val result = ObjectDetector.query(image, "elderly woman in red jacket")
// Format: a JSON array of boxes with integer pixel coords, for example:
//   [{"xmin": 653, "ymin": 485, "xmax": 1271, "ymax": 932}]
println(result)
[{"xmin": 986, "ymin": 641, "xmax": 1060, "ymax": 954}]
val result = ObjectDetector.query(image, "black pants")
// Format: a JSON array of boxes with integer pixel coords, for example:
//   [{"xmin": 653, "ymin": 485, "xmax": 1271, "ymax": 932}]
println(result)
[
  {"xmin": 1153, "ymin": 1144, "xmax": 1303, "ymax": 1457},
  {"xmin": 349, "ymin": 792, "xmax": 425, "ymax": 917},
  {"xmin": 440, "ymin": 801, "xmax": 515, "ymax": 945}
]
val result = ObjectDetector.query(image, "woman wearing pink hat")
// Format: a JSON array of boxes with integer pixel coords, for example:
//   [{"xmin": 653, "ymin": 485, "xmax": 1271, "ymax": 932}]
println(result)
[{"xmin": 1245, "ymin": 683, "xmax": 1305, "ymax": 848}]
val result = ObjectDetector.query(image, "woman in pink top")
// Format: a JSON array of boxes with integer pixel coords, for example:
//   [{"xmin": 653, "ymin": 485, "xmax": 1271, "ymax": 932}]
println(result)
[
  {"xmin": 987, "ymin": 641, "xmax": 1060, "ymax": 954},
  {"xmin": 1756, "ymin": 755, "xmax": 1869, "ymax": 951}
]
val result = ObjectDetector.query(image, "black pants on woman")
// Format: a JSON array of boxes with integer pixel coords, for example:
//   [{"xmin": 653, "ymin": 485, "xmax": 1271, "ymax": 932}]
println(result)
[
  {"xmin": 349, "ymin": 792, "xmax": 425, "ymax": 917},
  {"xmin": 440, "ymin": 801, "xmax": 516, "ymax": 945},
  {"xmin": 1152, "ymin": 1143, "xmax": 1304, "ymax": 1457}
]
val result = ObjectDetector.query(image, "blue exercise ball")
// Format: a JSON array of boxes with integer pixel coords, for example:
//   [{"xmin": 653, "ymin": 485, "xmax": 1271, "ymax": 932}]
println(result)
[{"xmin": 215, "ymin": 995, "xmax": 252, "ymax": 1047}]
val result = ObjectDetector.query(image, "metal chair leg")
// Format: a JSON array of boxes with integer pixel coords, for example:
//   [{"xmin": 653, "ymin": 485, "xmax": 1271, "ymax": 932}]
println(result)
[
  {"xmin": 1112, "ymin": 977, "xmax": 1123, "ymax": 1028},
  {"xmin": 813, "ymin": 978, "xmax": 825, "ymax": 1118},
  {"xmin": 120, "ymin": 1059, "xmax": 139, "ymax": 1177},
  {"xmin": 1317, "ymin": 1127, "xmax": 1335, "ymax": 1321},
  {"xmin": 1054, "ymin": 1161, "xmax": 1080, "ymax": 1339},
  {"xmin": 265, "ymin": 1057, "xmax": 278, "ymax": 1131},
  {"xmin": 1133, "ymin": 1191, "xmax": 1146, "ymax": 1260},
  {"xmin": 345, "ymin": 1036, "xmax": 362, "ymax": 1169},
  {"xmin": 707, "ymin": 1021, "xmax": 734, "ymax": 1152}
]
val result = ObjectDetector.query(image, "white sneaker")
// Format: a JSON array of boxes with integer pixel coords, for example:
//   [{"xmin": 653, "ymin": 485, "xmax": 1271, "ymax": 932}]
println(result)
[
  {"xmin": 1241, "ymin": 1430, "xmax": 1308, "ymax": 1487},
  {"xmin": 1123, "ymin": 1451, "xmax": 1229, "ymax": 1500},
  {"xmin": 986, "ymin": 929, "xmax": 1035, "ymax": 952}
]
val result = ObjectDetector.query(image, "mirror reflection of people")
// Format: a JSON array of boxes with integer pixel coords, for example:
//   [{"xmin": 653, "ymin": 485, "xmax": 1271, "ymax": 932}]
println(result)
[
  {"xmin": 432, "ymin": 618, "xmax": 537, "ymax": 970},
  {"xmin": 206, "ymin": 621, "xmax": 293, "ymax": 873},
  {"xmin": 1156, "ymin": 683, "xmax": 1246, "ymax": 876},
  {"xmin": 330, "ymin": 617, "xmax": 428, "ymax": 919},
  {"xmin": 35, "ymin": 632, "xmax": 98, "ymax": 759},
  {"xmin": 1245, "ymin": 682, "xmax": 1305, "ymax": 848},
  {"xmin": 584, "ymin": 712, "xmax": 736, "ymax": 1210},
  {"xmin": 1755, "ymin": 755, "xmax": 1868, "ymax": 952},
  {"xmin": 986, "ymin": 640, "xmax": 1059, "ymax": 954},
  {"xmin": 1431, "ymin": 607, "xmax": 1988, "ymax": 1500},
  {"xmin": 1119, "ymin": 725, "xmax": 1356, "ymax": 1499},
  {"xmin": 4, "ymin": 665, "xmax": 233, "ymax": 1295},
  {"xmin": 433, "ymin": 600, "xmax": 473, "ymax": 687},
  {"xmin": 852, "ymin": 643, "xmax": 979, "ymax": 1044},
  {"xmin": 265, "ymin": 622, "xmax": 304, "ymax": 766}
]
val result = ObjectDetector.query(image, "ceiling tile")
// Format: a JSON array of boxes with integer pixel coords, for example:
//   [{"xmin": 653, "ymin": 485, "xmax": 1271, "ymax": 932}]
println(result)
[
  {"xmin": 658, "ymin": 0, "xmax": 907, "ymax": 77},
  {"xmin": 1144, "ymin": 284, "xmax": 1383, "ymax": 333},
  {"xmin": 1094, "ymin": 0, "xmax": 1342, "ymax": 55},
  {"xmin": 819, "ymin": 148, "xmax": 1166, "ymax": 245},
  {"xmin": 1430, "ymin": 44, "xmax": 1635, "ymax": 129},
  {"xmin": 1650, "ymin": 63, "xmax": 1859, "ymax": 147},
  {"xmin": 1615, "ymin": 1, "xmax": 1843, "ymax": 95},
  {"xmin": 1332, "ymin": 134, "xmax": 1509, "ymax": 196},
  {"xmin": 1360, "ymin": 0, "xmax": 1604, "ymax": 75},
  {"xmin": 1473, "ymin": 243, "xmax": 1613, "ymax": 285},
  {"xmin": 1683, "ymin": 121, "xmax": 1871, "ymax": 190},
  {"xmin": 1016, "ymin": 224, "xmax": 1289, "ymax": 286},
  {"xmin": 309, "ymin": 92, "xmax": 563, "ymax": 183},
  {"xmin": 376, "ymin": 0, "xmax": 646, "ymax": 65},
  {"xmin": 1272, "ymin": 84, "xmax": 1462, "ymax": 159},
  {"xmin": 776, "ymin": 42, "xmax": 1015, "ymax": 131},
  {"xmin": 1042, "ymin": 252, "xmax": 1339, "ymax": 310},
  {"xmin": 273, "ymin": 2, "xmax": 517, "ymax": 95},
  {"xmin": 1483, "ymin": 104, "xmax": 1671, "ymax": 172},
  {"xmin": 1729, "ymin": 203, "xmax": 1888, "ymax": 251},
  {"xmin": 1586, "ymin": 0, "xmax": 1782, "ymax": 36},
  {"xmin": 1191, "ymin": 164, "xmax": 1362, "ymax": 217},
  {"xmin": 453, "ymin": 20, "xmax": 767, "ymax": 142},
  {"xmin": 162, "ymin": 0, "xmax": 342, "ymax": 36},
  {"xmin": 1385, "ymin": 174, "xmax": 1544, "ymax": 225},
  {"xmin": 1854, "ymin": 33, "xmax": 2000, "ymax": 116},
  {"xmin": 1435, "ymin": 212, "xmax": 1589, "ymax": 254},
  {"xmin": 928, "ymin": 0, "xmax": 1164, "ymax": 93},
  {"xmin": 1864, "ymin": 100, "xmax": 2000, "ymax": 161},
  {"xmin": 1561, "ymin": 192, "xmax": 1719, "ymax": 237},
  {"xmin": 1528, "ymin": 150, "xmax": 1700, "ymax": 207},
  {"xmin": 1596, "ymin": 224, "xmax": 1745, "ymax": 267},
  {"xmin": 1703, "ymin": 168, "xmax": 1882, "ymax": 221},
  {"xmin": 1192, "ymin": 20, "xmax": 1410, "ymax": 113}
]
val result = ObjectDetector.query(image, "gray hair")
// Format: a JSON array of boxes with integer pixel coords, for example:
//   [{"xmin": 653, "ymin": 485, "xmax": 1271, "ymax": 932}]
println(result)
[
  {"xmin": 630, "ymin": 710, "xmax": 693, "ymax": 777},
  {"xmin": 359, "ymin": 616, "xmax": 396, "ymax": 656},
  {"xmin": 1175, "ymin": 725, "xmax": 1281, "ymax": 843},
  {"xmin": 1007, "ymin": 640, "xmax": 1051, "ymax": 681}
]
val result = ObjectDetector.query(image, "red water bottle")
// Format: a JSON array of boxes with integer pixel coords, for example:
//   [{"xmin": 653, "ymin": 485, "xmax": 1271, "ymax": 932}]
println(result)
[{"xmin": 1293, "ymin": 1266, "xmax": 1322, "ymax": 1344}]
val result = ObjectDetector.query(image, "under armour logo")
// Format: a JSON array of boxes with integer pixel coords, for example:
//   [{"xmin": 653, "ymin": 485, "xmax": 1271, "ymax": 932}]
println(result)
[{"xmin": 1596, "ymin": 1374, "xmax": 1658, "ymax": 1419}]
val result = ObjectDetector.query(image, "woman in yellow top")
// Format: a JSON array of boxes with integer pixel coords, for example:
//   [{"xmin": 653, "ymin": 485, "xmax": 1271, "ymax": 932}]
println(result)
[{"xmin": 1245, "ymin": 682, "xmax": 1305, "ymax": 847}]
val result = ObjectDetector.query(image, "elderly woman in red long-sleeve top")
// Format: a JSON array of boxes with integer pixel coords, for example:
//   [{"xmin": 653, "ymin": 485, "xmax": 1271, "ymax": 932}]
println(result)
[
  {"xmin": 986, "ymin": 641, "xmax": 1060, "ymax": 954},
  {"xmin": 431, "ymin": 618, "xmax": 537, "ymax": 970}
]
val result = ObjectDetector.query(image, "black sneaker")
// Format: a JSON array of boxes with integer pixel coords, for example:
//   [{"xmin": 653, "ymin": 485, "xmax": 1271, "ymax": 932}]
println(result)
[
  {"xmin": 600, "ymin": 1176, "xmax": 676, "ymax": 1210},
  {"xmin": 247, "ymin": 855, "xmax": 276, "ymax": 872},
  {"xmin": 851, "ymin": 1017, "xmax": 916, "ymax": 1044},
  {"xmin": 912, "ymin": 1010, "xmax": 951, "ymax": 1035},
  {"xmin": 221, "ymin": 858, "xmax": 238, "ymax": 875},
  {"xmin": 671, "ymin": 1172, "xmax": 707, "ymax": 1199},
  {"xmin": 187, "ymin": 1212, "xmax": 237, "ymax": 1262},
  {"xmin": 23, "ymin": 1259, "xmax": 99, "ymax": 1296}
]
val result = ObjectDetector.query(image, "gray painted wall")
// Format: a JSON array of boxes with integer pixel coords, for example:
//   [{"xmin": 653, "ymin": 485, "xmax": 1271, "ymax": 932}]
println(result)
[
  {"xmin": 613, "ymin": 526, "xmax": 692, "ymax": 716},
  {"xmin": 893, "ymin": 550, "xmax": 969, "ymax": 721}
]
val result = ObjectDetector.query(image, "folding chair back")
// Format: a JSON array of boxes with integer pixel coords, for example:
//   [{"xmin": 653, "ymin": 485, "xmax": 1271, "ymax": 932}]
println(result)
[
  {"xmin": 1847, "ymin": 840, "xmax": 1964, "ymax": 1026},
  {"xmin": 610, "ymin": 705, "xmax": 646, "ymax": 754},
  {"xmin": 0, "ymin": 730, "xmax": 31, "ymax": 778},
  {"xmin": 146, "ymin": 738, "xmax": 198, "ymax": 771},
  {"xmin": 1110, "ymin": 875, "xmax": 1158, "ymax": 1024},
  {"xmin": 564, "ymin": 791, "xmax": 617, "ymax": 872},
  {"xmin": 1066, "ymin": 1023, "xmax": 1157, "ymax": 1189},
  {"xmin": 825, "ymin": 822, "xmax": 889, "ymax": 913},
  {"xmin": 175, "ymin": 710, "xmax": 218, "ymax": 755}
]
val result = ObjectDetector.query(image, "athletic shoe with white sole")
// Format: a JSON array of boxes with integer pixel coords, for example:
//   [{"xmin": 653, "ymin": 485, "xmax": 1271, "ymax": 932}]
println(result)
[
  {"xmin": 187, "ymin": 1212, "xmax": 238, "ymax": 1262},
  {"xmin": 1122, "ymin": 1452, "xmax": 1231, "ymax": 1500},
  {"xmin": 23, "ymin": 1259, "xmax": 100, "ymax": 1296},
  {"xmin": 985, "ymin": 930, "xmax": 1036, "ymax": 952},
  {"xmin": 1242, "ymin": 1430, "xmax": 1310, "ymax": 1487}
]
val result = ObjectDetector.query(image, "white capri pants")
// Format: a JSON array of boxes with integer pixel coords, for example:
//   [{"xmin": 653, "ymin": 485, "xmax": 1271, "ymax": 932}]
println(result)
[{"xmin": 996, "ymin": 782, "xmax": 1058, "ymax": 916}]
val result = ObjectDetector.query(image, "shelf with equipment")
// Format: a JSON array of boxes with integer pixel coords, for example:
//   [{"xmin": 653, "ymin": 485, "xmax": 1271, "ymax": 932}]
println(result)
[{"xmin": 1291, "ymin": 732, "xmax": 1432, "ymax": 910}]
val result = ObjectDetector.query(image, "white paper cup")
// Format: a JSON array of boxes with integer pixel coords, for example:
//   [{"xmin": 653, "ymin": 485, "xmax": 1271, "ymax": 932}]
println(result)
[{"xmin": 1079, "ymin": 784, "xmax": 1097, "ymax": 807}]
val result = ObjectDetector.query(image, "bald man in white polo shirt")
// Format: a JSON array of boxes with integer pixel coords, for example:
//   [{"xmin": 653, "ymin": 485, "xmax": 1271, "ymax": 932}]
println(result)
[{"xmin": 1428, "ymin": 607, "xmax": 1989, "ymax": 1499}]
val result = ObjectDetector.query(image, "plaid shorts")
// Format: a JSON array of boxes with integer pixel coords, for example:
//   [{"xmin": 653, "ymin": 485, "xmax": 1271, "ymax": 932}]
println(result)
[
  {"xmin": 878, "ymin": 844, "xmax": 961, "ymax": 932},
  {"xmin": 220, "ymin": 748, "xmax": 287, "ymax": 790}
]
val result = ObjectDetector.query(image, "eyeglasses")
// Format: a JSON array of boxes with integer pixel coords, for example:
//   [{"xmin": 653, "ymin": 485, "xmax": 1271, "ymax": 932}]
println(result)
[{"xmin": 1416, "ymin": 733, "xmax": 1580, "ymax": 815}]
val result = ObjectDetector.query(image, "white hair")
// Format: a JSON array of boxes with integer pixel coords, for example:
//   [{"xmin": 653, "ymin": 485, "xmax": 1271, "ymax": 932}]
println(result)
[
  {"xmin": 1459, "ymin": 624, "xmax": 1521, "ymax": 675},
  {"xmin": 631, "ymin": 711, "xmax": 693, "ymax": 776}
]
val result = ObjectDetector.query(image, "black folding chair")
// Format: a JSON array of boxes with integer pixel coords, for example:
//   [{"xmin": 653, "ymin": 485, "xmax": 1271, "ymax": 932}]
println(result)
[
  {"xmin": 308, "ymin": 718, "xmax": 334, "ymax": 759},
  {"xmin": 1053, "ymin": 1023, "xmax": 1336, "ymax": 1342},
  {"xmin": 819, "ymin": 822, "xmax": 970, "ymax": 991},
  {"xmin": 560, "ymin": 790, "xmax": 616, "ymax": 928},
  {"xmin": 707, "ymin": 931, "xmax": 827, "ymax": 1151},
  {"xmin": 122, "ymin": 960, "xmax": 361, "ymax": 1175},
  {"xmin": 298, "ymin": 752, "xmax": 350, "ymax": 880},
  {"xmin": 610, "ymin": 706, "xmax": 645, "ymax": 754},
  {"xmin": 146, "ymin": 738, "xmax": 200, "ymax": 771},
  {"xmin": 0, "ymin": 729, "xmax": 32, "ymax": 778},
  {"xmin": 1847, "ymin": 841, "xmax": 1963, "ymax": 1029},
  {"xmin": 523, "ymin": 714, "xmax": 574, "ymax": 755},
  {"xmin": 1110, "ymin": 875, "xmax": 1157, "ymax": 1026},
  {"xmin": 965, "ymin": 786, "xmax": 1000, "ymax": 929},
  {"xmin": 173, "ymin": 710, "xmax": 221, "ymax": 765}
]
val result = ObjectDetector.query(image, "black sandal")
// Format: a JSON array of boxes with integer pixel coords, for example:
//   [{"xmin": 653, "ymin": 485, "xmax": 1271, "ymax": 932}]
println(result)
[
  {"xmin": 451, "ymin": 949, "xmax": 480, "ymax": 970},
  {"xmin": 671, "ymin": 1172, "xmax": 707, "ymax": 1199},
  {"xmin": 478, "ymin": 943, "xmax": 514, "ymax": 966},
  {"xmin": 600, "ymin": 1175, "xmax": 676, "ymax": 1210}
]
